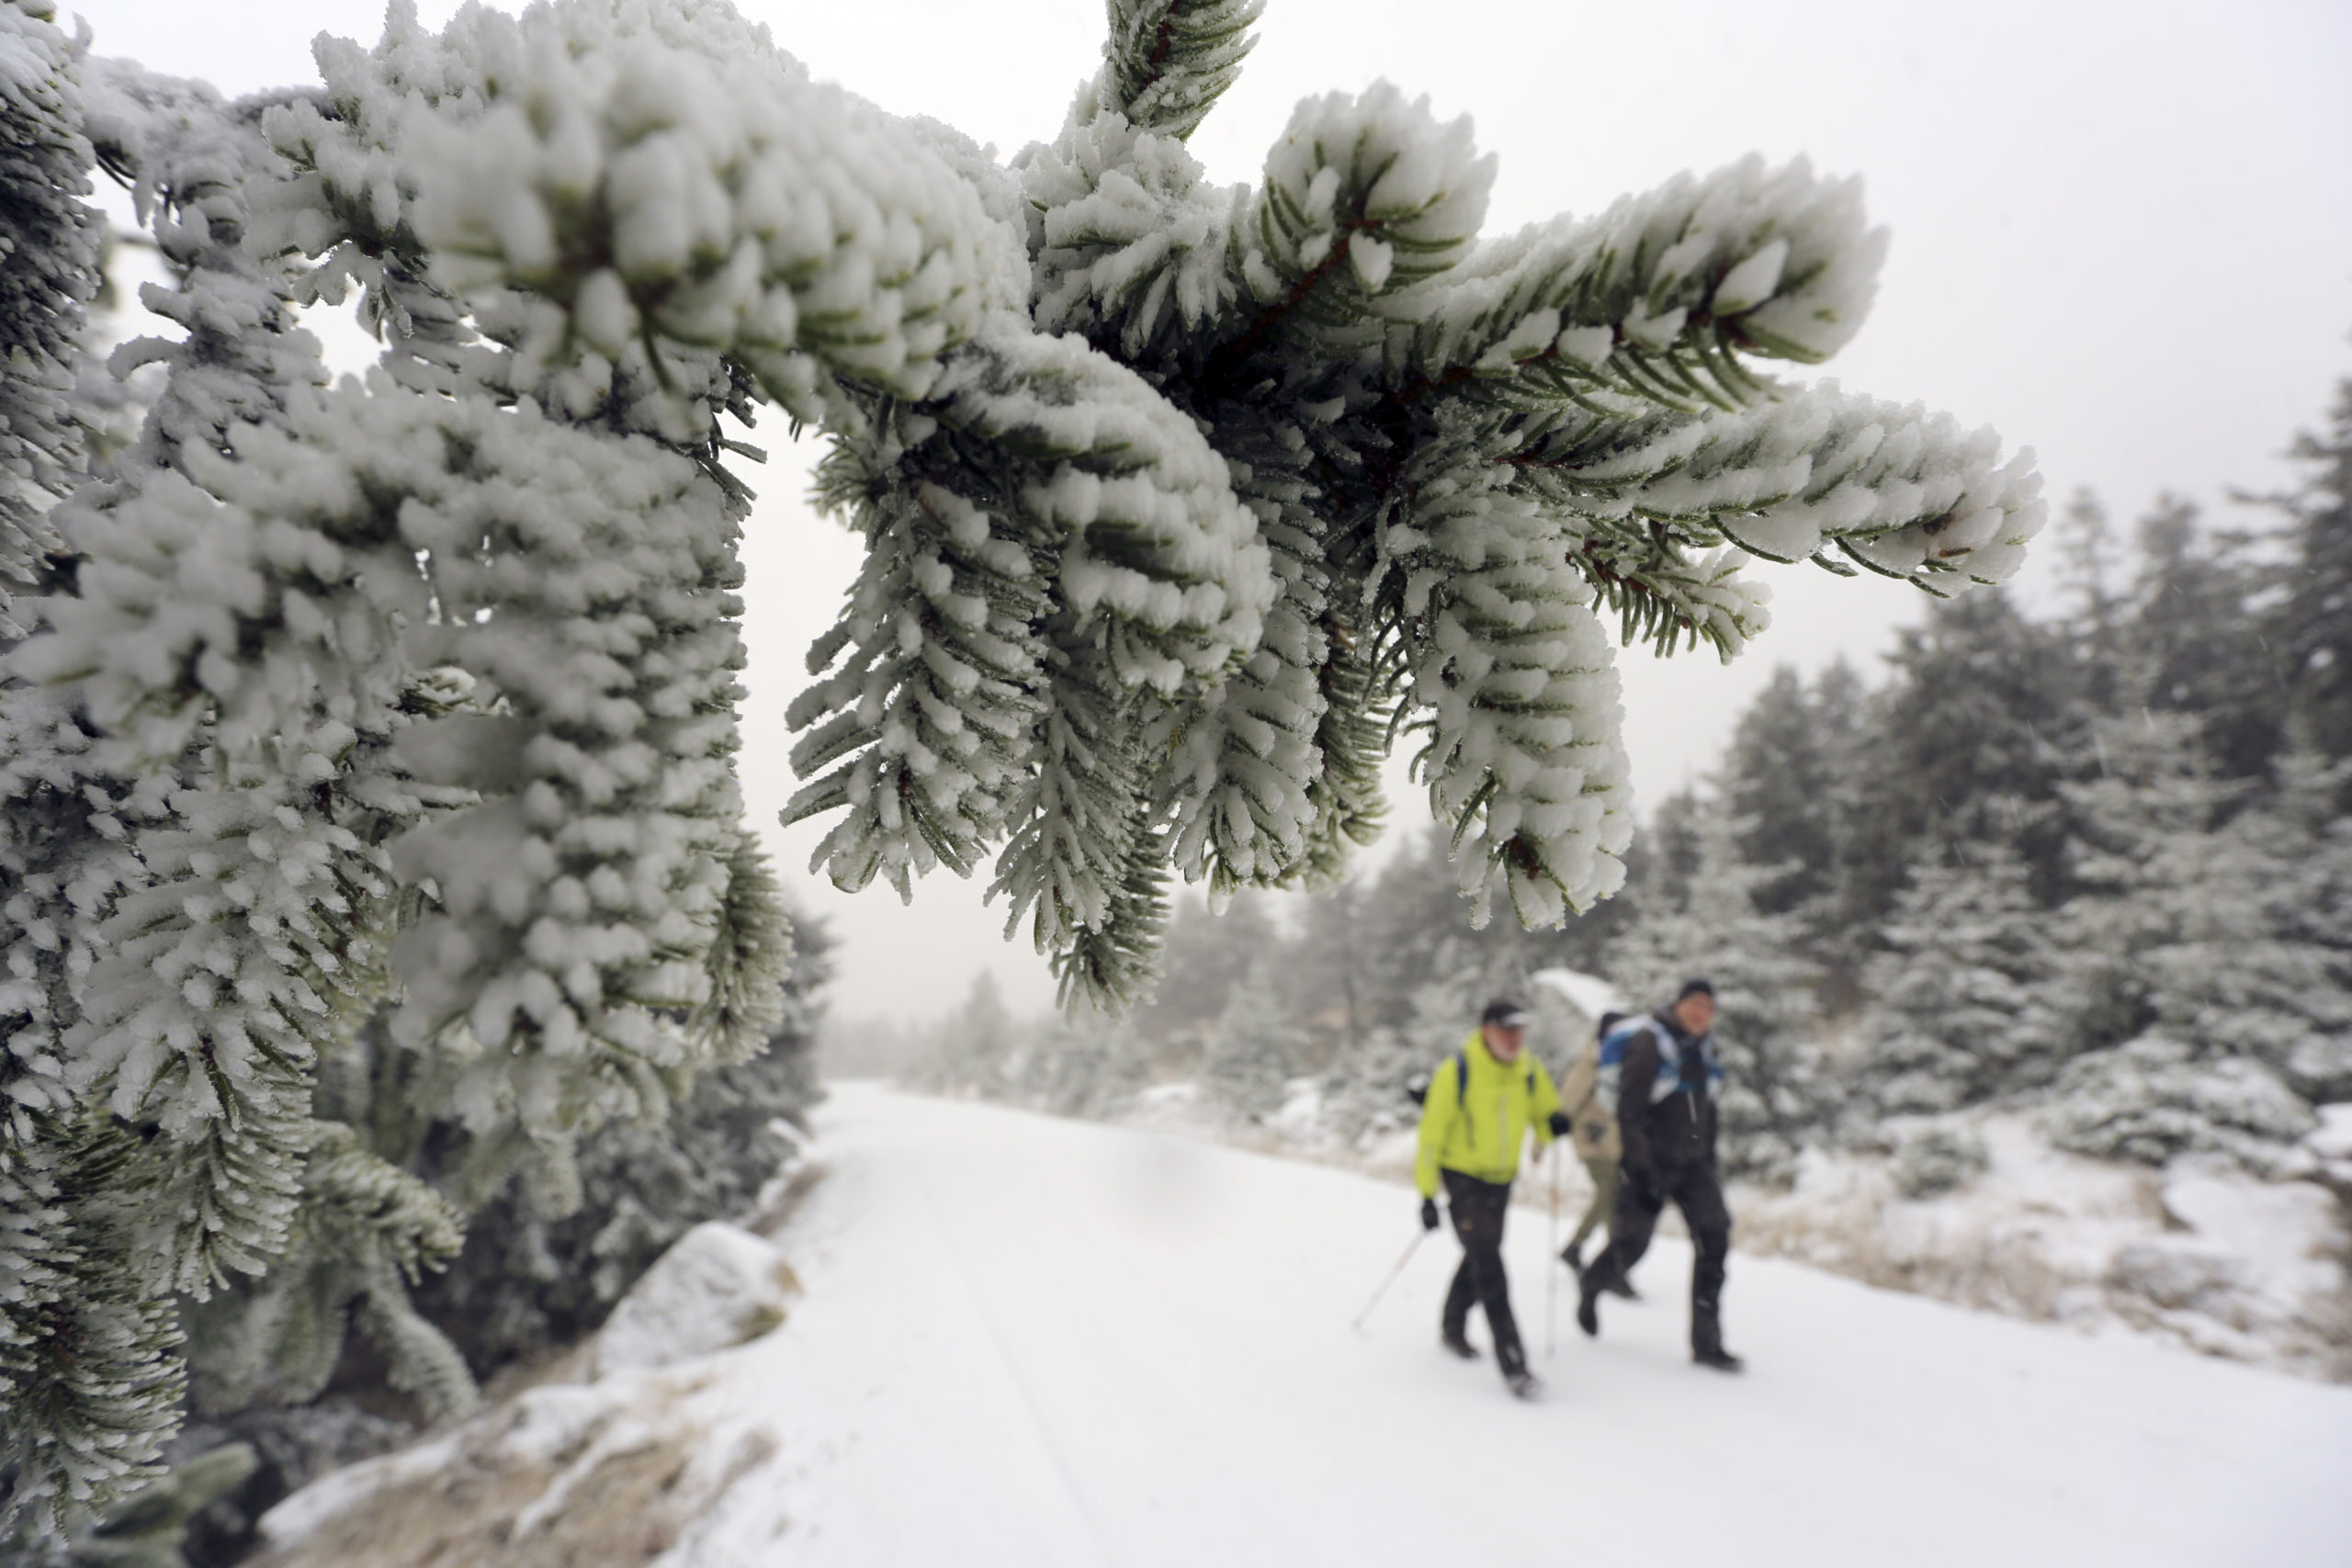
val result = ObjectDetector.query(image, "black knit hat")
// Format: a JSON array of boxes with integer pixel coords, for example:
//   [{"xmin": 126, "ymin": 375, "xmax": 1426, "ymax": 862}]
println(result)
[
  {"xmin": 1480, "ymin": 998, "xmax": 1531, "ymax": 1028},
  {"xmin": 1676, "ymin": 977, "xmax": 1716, "ymax": 1001}
]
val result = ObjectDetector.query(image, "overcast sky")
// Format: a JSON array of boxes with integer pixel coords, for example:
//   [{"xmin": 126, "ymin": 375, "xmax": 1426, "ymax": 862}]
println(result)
[{"xmin": 72, "ymin": 0, "xmax": 2352, "ymax": 1021}]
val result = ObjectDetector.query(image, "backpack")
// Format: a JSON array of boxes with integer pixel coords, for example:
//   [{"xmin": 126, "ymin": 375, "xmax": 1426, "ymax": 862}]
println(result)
[{"xmin": 1404, "ymin": 1050, "xmax": 1535, "ymax": 1109}]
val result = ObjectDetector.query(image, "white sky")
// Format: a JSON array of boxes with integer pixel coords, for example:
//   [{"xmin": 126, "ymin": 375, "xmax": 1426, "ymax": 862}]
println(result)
[{"xmin": 69, "ymin": 0, "xmax": 2352, "ymax": 1021}]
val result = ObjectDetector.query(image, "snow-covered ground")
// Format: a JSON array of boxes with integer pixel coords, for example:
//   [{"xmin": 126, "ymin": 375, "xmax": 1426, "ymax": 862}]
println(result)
[
  {"xmin": 265, "ymin": 1084, "xmax": 2352, "ymax": 1566},
  {"xmin": 1732, "ymin": 1112, "xmax": 2351, "ymax": 1373}
]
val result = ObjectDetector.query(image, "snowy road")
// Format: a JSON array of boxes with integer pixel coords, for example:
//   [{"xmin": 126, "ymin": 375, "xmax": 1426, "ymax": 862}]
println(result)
[{"xmin": 686, "ymin": 1085, "xmax": 2352, "ymax": 1567}]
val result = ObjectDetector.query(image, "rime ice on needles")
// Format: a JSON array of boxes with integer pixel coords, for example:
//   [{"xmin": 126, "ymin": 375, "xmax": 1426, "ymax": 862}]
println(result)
[
  {"xmin": 1095, "ymin": 0, "xmax": 1263, "ymax": 143},
  {"xmin": 833, "ymin": 21, "xmax": 2037, "ymax": 964},
  {"xmin": 268, "ymin": 0, "xmax": 1029, "ymax": 441},
  {"xmin": 0, "ymin": 0, "xmax": 97, "ymax": 637}
]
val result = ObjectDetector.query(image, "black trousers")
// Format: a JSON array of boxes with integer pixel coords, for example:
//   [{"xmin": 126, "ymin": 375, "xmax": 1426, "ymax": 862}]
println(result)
[
  {"xmin": 1440, "ymin": 1169, "xmax": 1525, "ymax": 1378},
  {"xmin": 1584, "ymin": 1161, "xmax": 1733, "ymax": 1354}
]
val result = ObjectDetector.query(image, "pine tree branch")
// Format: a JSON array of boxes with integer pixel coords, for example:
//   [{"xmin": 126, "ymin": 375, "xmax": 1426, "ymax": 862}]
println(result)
[
  {"xmin": 1385, "ymin": 154, "xmax": 1882, "ymax": 420},
  {"xmin": 1095, "ymin": 0, "xmax": 1264, "ymax": 142}
]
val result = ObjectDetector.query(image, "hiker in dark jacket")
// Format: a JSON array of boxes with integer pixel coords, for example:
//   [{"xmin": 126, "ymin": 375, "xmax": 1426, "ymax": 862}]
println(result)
[{"xmin": 1575, "ymin": 979, "xmax": 1744, "ymax": 1371}]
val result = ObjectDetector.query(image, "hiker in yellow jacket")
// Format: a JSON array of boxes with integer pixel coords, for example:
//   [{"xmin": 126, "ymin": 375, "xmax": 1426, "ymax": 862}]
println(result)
[{"xmin": 1416, "ymin": 998, "xmax": 1569, "ymax": 1400}]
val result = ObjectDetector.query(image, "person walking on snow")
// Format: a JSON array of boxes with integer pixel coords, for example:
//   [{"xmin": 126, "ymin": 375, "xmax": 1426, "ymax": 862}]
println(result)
[
  {"xmin": 1557, "ymin": 1010, "xmax": 1636, "ymax": 1300},
  {"xmin": 1576, "ymin": 980, "xmax": 1745, "ymax": 1372},
  {"xmin": 1416, "ymin": 998, "xmax": 1572, "ymax": 1400}
]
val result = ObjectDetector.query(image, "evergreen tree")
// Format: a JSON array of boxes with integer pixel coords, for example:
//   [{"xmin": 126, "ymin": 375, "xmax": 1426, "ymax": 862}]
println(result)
[
  {"xmin": 1130, "ymin": 891, "xmax": 1279, "ymax": 1046},
  {"xmin": 1851, "ymin": 837, "xmax": 2060, "ymax": 1113},
  {"xmin": 1034, "ymin": 1011, "xmax": 1152, "ymax": 1120},
  {"xmin": 0, "ymin": 0, "xmax": 96, "ymax": 640},
  {"xmin": 1633, "ymin": 785, "xmax": 1710, "ymax": 919},
  {"xmin": 917, "ymin": 974, "xmax": 1023, "ymax": 1097},
  {"xmin": 1332, "ymin": 826, "xmax": 1626, "ymax": 1043},
  {"xmin": 2051, "ymin": 488, "xmax": 2125, "ymax": 712},
  {"xmin": 1721, "ymin": 661, "xmax": 1863, "ymax": 953},
  {"xmin": 1204, "ymin": 959, "xmax": 1306, "ymax": 1124},
  {"xmin": 2039, "ymin": 1037, "xmax": 2317, "ymax": 1178},
  {"xmin": 1339, "ymin": 832, "xmax": 1476, "ymax": 1032},
  {"xmin": 1317, "ymin": 1025, "xmax": 1422, "ymax": 1146},
  {"xmin": 2267, "ymin": 378, "xmax": 2352, "ymax": 773},
  {"xmin": 2053, "ymin": 719, "xmax": 2352, "ymax": 1084},
  {"xmin": 1833, "ymin": 591, "xmax": 2075, "ymax": 927},
  {"xmin": 2166, "ymin": 750, "xmax": 2352, "ymax": 1104},
  {"xmin": 2043, "ymin": 711, "xmax": 2233, "ymax": 1064},
  {"xmin": 2115, "ymin": 497, "xmax": 2279, "ymax": 781},
  {"xmin": 0, "ymin": 0, "xmax": 2041, "ymax": 1508},
  {"xmin": 2023, "ymin": 714, "xmax": 2348, "ymax": 1170},
  {"xmin": 1282, "ymin": 876, "xmax": 1371, "ymax": 1050}
]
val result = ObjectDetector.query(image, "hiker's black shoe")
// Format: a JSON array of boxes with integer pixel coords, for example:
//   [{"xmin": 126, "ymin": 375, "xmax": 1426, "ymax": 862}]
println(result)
[
  {"xmin": 1505, "ymin": 1370, "xmax": 1544, "ymax": 1401},
  {"xmin": 1693, "ymin": 1347, "xmax": 1746, "ymax": 1373},
  {"xmin": 1576, "ymin": 1287, "xmax": 1600, "ymax": 1338},
  {"xmin": 1605, "ymin": 1277, "xmax": 1640, "ymax": 1301},
  {"xmin": 1441, "ymin": 1330, "xmax": 1480, "ymax": 1360},
  {"xmin": 1559, "ymin": 1239, "xmax": 1584, "ymax": 1275}
]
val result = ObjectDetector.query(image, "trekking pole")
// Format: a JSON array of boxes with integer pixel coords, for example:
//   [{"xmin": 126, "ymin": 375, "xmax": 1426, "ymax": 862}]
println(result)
[
  {"xmin": 1351, "ymin": 1225, "xmax": 1431, "ymax": 1337},
  {"xmin": 1545, "ymin": 1142, "xmax": 1562, "ymax": 1359}
]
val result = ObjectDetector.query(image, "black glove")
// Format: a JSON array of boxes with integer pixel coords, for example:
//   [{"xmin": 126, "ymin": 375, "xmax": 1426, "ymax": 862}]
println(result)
[
  {"xmin": 1420, "ymin": 1197, "xmax": 1442, "ymax": 1232},
  {"xmin": 1547, "ymin": 1110, "xmax": 1573, "ymax": 1139}
]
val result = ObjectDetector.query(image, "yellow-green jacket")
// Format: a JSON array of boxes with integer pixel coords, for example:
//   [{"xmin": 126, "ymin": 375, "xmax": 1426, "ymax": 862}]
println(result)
[{"xmin": 1415, "ymin": 1032, "xmax": 1563, "ymax": 1197}]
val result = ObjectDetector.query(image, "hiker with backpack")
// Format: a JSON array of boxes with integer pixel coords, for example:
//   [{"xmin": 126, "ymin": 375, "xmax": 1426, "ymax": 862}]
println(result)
[
  {"xmin": 1556, "ymin": 1010, "xmax": 1637, "ymax": 1302},
  {"xmin": 1576, "ymin": 979, "xmax": 1746, "ymax": 1372},
  {"xmin": 1416, "ymin": 998, "xmax": 1573, "ymax": 1400}
]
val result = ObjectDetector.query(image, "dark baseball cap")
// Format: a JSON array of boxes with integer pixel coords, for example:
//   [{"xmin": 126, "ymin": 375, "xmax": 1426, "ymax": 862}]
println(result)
[{"xmin": 1481, "ymin": 998, "xmax": 1531, "ymax": 1029}]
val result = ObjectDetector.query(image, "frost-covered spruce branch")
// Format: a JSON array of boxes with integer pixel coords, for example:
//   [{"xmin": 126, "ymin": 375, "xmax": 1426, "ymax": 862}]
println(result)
[
  {"xmin": 0, "ymin": 0, "xmax": 795, "ymax": 1519},
  {"xmin": 0, "ymin": 0, "xmax": 97, "ymax": 638},
  {"xmin": 1004, "ymin": 6, "xmax": 2041, "ymax": 940},
  {"xmin": 0, "ymin": 0, "xmax": 2038, "ymax": 1514}
]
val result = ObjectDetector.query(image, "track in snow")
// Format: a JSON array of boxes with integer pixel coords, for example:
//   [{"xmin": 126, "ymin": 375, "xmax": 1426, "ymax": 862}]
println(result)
[{"xmin": 684, "ymin": 1085, "xmax": 2352, "ymax": 1567}]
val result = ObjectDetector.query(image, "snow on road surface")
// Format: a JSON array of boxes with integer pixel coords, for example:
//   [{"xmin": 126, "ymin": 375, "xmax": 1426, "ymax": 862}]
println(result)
[{"xmin": 684, "ymin": 1084, "xmax": 2350, "ymax": 1566}]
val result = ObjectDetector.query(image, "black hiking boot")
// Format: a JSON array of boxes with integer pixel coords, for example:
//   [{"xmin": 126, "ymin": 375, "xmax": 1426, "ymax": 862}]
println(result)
[
  {"xmin": 1605, "ymin": 1276, "xmax": 1640, "ymax": 1301},
  {"xmin": 1560, "ymin": 1239, "xmax": 1584, "ymax": 1276},
  {"xmin": 1692, "ymin": 1309, "xmax": 1740, "ymax": 1371},
  {"xmin": 1505, "ymin": 1370, "xmax": 1544, "ymax": 1401},
  {"xmin": 1441, "ymin": 1329, "xmax": 1480, "ymax": 1360},
  {"xmin": 1576, "ymin": 1280, "xmax": 1600, "ymax": 1338}
]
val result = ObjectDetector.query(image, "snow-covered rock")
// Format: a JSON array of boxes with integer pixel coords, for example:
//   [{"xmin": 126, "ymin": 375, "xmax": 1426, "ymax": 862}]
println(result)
[
  {"xmin": 255, "ymin": 1219, "xmax": 808, "ymax": 1565},
  {"xmin": 593, "ymin": 1222, "xmax": 801, "ymax": 1379}
]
